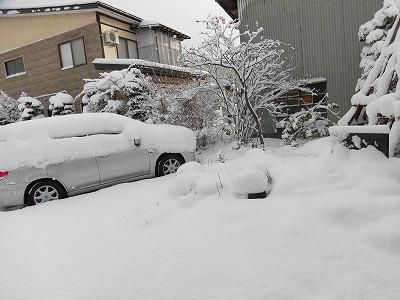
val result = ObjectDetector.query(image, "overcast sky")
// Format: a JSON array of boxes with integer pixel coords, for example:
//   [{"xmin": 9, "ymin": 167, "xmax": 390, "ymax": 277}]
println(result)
[
  {"xmin": 0, "ymin": 0, "xmax": 231, "ymax": 46},
  {"xmin": 115, "ymin": 0, "xmax": 231, "ymax": 46}
]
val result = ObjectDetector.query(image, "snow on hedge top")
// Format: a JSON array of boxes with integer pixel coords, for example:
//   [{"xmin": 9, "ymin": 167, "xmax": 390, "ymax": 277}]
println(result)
[
  {"xmin": 93, "ymin": 59, "xmax": 202, "ymax": 76},
  {"xmin": 0, "ymin": 113, "xmax": 195, "ymax": 170}
]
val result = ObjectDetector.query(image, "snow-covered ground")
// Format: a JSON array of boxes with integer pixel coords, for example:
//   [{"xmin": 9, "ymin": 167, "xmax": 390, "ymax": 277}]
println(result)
[{"xmin": 1, "ymin": 137, "xmax": 400, "ymax": 299}]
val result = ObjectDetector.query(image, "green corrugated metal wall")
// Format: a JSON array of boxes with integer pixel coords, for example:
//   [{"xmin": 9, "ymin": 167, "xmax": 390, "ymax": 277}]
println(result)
[{"xmin": 237, "ymin": 0, "xmax": 381, "ymax": 133}]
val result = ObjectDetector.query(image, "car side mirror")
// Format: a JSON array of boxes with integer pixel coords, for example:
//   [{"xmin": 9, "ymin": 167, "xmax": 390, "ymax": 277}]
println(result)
[{"xmin": 133, "ymin": 138, "xmax": 141, "ymax": 147}]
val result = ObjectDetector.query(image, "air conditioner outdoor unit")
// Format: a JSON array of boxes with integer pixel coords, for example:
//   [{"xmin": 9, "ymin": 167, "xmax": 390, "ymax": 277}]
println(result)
[{"xmin": 104, "ymin": 31, "xmax": 119, "ymax": 46}]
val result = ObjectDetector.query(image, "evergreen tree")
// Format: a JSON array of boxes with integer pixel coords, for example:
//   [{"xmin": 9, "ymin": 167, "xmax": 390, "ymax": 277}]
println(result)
[
  {"xmin": 49, "ymin": 92, "xmax": 75, "ymax": 116},
  {"xmin": 0, "ymin": 91, "xmax": 19, "ymax": 125},
  {"xmin": 17, "ymin": 93, "xmax": 44, "ymax": 121},
  {"xmin": 77, "ymin": 66, "xmax": 153, "ymax": 121}
]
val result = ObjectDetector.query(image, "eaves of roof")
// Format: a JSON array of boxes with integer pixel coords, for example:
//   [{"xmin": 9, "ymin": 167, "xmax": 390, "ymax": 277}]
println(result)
[
  {"xmin": 0, "ymin": 2, "xmax": 142, "ymax": 24},
  {"xmin": 139, "ymin": 22, "xmax": 190, "ymax": 40},
  {"xmin": 215, "ymin": 0, "xmax": 238, "ymax": 19}
]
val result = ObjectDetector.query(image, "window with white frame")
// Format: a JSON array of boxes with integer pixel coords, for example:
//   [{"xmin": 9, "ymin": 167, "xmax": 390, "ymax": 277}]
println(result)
[
  {"xmin": 58, "ymin": 37, "xmax": 87, "ymax": 69},
  {"xmin": 4, "ymin": 57, "xmax": 25, "ymax": 77},
  {"xmin": 117, "ymin": 37, "xmax": 139, "ymax": 59}
]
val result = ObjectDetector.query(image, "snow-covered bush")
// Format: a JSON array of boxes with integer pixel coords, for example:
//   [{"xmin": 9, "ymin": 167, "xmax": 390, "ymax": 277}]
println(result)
[
  {"xmin": 282, "ymin": 99, "xmax": 339, "ymax": 147},
  {"xmin": 0, "ymin": 91, "xmax": 19, "ymax": 125},
  {"xmin": 17, "ymin": 93, "xmax": 44, "ymax": 121},
  {"xmin": 49, "ymin": 92, "xmax": 75, "ymax": 116},
  {"xmin": 151, "ymin": 83, "xmax": 225, "ymax": 146},
  {"xmin": 341, "ymin": 1, "xmax": 400, "ymax": 126},
  {"xmin": 77, "ymin": 66, "xmax": 153, "ymax": 122},
  {"xmin": 180, "ymin": 16, "xmax": 305, "ymax": 147},
  {"xmin": 356, "ymin": 0, "xmax": 400, "ymax": 91}
]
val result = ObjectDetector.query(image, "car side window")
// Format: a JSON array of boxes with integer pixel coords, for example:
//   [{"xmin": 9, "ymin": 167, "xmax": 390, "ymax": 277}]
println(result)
[{"xmin": 50, "ymin": 131, "xmax": 122, "ymax": 139}]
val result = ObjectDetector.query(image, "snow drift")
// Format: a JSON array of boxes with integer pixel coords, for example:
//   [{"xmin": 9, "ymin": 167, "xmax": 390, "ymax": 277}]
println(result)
[{"xmin": 1, "ymin": 137, "xmax": 400, "ymax": 299}]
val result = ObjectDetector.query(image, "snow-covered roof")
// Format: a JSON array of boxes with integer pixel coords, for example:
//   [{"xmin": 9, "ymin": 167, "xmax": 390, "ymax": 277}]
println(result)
[
  {"xmin": 93, "ymin": 58, "xmax": 203, "ymax": 78},
  {"xmin": 0, "ymin": 1, "xmax": 142, "ymax": 23},
  {"xmin": 0, "ymin": 1, "xmax": 189, "ymax": 40},
  {"xmin": 304, "ymin": 77, "xmax": 327, "ymax": 84},
  {"xmin": 140, "ymin": 19, "xmax": 190, "ymax": 40},
  {"xmin": 0, "ymin": 0, "xmax": 125, "ymax": 10}
]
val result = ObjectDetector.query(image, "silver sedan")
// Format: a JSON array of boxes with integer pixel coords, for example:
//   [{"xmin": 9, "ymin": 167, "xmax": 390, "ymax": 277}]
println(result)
[{"xmin": 0, "ymin": 114, "xmax": 195, "ymax": 210}]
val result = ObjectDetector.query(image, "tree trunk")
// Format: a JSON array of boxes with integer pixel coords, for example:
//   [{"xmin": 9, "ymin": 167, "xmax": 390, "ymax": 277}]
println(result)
[{"xmin": 244, "ymin": 89, "xmax": 264, "ymax": 146}]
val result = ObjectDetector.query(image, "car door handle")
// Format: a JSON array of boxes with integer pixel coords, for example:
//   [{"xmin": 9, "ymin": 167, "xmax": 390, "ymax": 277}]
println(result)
[{"xmin": 98, "ymin": 154, "xmax": 111, "ymax": 158}]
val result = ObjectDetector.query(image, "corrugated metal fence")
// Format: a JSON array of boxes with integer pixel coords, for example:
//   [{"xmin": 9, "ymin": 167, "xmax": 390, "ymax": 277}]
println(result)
[{"xmin": 238, "ymin": 0, "xmax": 381, "ymax": 117}]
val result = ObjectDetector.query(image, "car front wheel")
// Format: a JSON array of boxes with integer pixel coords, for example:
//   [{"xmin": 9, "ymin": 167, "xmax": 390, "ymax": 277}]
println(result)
[
  {"xmin": 157, "ymin": 154, "xmax": 184, "ymax": 176},
  {"xmin": 26, "ymin": 181, "xmax": 66, "ymax": 206}
]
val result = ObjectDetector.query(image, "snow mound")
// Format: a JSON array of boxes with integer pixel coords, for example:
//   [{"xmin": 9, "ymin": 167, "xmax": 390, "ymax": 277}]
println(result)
[
  {"xmin": 177, "ymin": 161, "xmax": 203, "ymax": 176},
  {"xmin": 172, "ymin": 149, "xmax": 272, "ymax": 199},
  {"xmin": 366, "ymin": 93, "xmax": 400, "ymax": 124},
  {"xmin": 194, "ymin": 174, "xmax": 222, "ymax": 196},
  {"xmin": 231, "ymin": 167, "xmax": 269, "ymax": 194},
  {"xmin": 1, "ymin": 137, "xmax": 400, "ymax": 299}
]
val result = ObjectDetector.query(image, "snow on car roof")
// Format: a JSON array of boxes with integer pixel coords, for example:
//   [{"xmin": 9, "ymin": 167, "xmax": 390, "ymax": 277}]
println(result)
[
  {"xmin": 0, "ymin": 113, "xmax": 132, "ymax": 140},
  {"xmin": 0, "ymin": 113, "xmax": 196, "ymax": 170}
]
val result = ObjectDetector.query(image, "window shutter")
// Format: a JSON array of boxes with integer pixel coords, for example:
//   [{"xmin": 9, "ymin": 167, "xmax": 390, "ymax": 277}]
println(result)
[
  {"xmin": 59, "ymin": 43, "xmax": 73, "ymax": 69},
  {"xmin": 127, "ymin": 40, "xmax": 139, "ymax": 59},
  {"xmin": 71, "ymin": 38, "xmax": 86, "ymax": 66}
]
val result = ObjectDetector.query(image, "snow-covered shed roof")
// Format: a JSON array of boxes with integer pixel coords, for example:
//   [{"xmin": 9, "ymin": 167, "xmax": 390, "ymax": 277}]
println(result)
[
  {"xmin": 304, "ymin": 77, "xmax": 327, "ymax": 84},
  {"xmin": 93, "ymin": 58, "xmax": 203, "ymax": 79},
  {"xmin": 140, "ymin": 20, "xmax": 190, "ymax": 40}
]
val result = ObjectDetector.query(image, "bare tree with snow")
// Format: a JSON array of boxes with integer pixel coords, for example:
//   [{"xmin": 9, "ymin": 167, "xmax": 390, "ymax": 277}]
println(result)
[
  {"xmin": 151, "ymin": 82, "xmax": 223, "ymax": 145},
  {"xmin": 49, "ymin": 92, "xmax": 75, "ymax": 116},
  {"xmin": 180, "ymin": 16, "xmax": 304, "ymax": 146},
  {"xmin": 0, "ymin": 91, "xmax": 19, "ymax": 125},
  {"xmin": 17, "ymin": 93, "xmax": 44, "ymax": 121}
]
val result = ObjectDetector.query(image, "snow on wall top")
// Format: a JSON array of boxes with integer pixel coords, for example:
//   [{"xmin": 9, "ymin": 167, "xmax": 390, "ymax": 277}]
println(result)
[
  {"xmin": 329, "ymin": 125, "xmax": 390, "ymax": 137},
  {"xmin": 93, "ymin": 58, "xmax": 202, "ymax": 76},
  {"xmin": 0, "ymin": 113, "xmax": 196, "ymax": 170}
]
